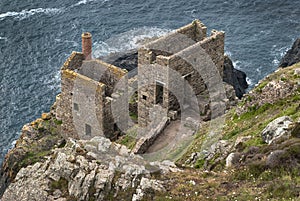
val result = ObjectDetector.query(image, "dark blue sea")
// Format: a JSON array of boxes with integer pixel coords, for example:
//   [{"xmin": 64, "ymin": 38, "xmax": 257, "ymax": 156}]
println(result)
[{"xmin": 0, "ymin": 0, "xmax": 300, "ymax": 163}]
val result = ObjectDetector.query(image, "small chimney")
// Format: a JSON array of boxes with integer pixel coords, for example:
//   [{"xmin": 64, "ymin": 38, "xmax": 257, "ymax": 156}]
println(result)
[{"xmin": 81, "ymin": 32, "xmax": 92, "ymax": 60}]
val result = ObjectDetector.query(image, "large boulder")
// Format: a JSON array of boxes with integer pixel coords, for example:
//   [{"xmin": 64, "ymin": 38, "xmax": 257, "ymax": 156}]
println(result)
[
  {"xmin": 261, "ymin": 116, "xmax": 293, "ymax": 144},
  {"xmin": 223, "ymin": 56, "xmax": 248, "ymax": 98},
  {"xmin": 279, "ymin": 38, "xmax": 300, "ymax": 68}
]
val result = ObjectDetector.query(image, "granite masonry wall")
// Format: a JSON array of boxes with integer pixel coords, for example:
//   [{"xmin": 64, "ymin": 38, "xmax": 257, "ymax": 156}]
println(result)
[
  {"xmin": 137, "ymin": 20, "xmax": 225, "ymax": 127},
  {"xmin": 57, "ymin": 52, "xmax": 128, "ymax": 140}
]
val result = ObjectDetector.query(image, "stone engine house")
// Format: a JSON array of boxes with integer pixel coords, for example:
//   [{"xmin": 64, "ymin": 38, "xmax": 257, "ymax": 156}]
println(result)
[
  {"xmin": 138, "ymin": 20, "xmax": 224, "ymax": 127},
  {"xmin": 56, "ymin": 20, "xmax": 226, "ymax": 141}
]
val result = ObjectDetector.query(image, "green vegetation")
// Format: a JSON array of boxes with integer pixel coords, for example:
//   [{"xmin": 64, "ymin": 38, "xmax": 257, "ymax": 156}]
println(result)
[
  {"xmin": 129, "ymin": 112, "xmax": 138, "ymax": 122},
  {"xmin": 165, "ymin": 63, "xmax": 300, "ymax": 200},
  {"xmin": 18, "ymin": 150, "xmax": 52, "ymax": 169},
  {"xmin": 50, "ymin": 177, "xmax": 68, "ymax": 194},
  {"xmin": 115, "ymin": 125, "xmax": 138, "ymax": 150},
  {"xmin": 7, "ymin": 113, "xmax": 64, "ymax": 182}
]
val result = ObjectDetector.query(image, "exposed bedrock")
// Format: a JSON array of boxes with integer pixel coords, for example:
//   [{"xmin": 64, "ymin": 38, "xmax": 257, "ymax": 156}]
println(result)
[{"xmin": 279, "ymin": 38, "xmax": 300, "ymax": 68}]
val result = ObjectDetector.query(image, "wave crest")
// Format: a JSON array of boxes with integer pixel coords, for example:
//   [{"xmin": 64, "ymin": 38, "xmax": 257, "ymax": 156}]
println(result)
[
  {"xmin": 0, "ymin": 8, "xmax": 62, "ymax": 21},
  {"xmin": 73, "ymin": 0, "xmax": 109, "ymax": 7},
  {"xmin": 93, "ymin": 27, "xmax": 170, "ymax": 57}
]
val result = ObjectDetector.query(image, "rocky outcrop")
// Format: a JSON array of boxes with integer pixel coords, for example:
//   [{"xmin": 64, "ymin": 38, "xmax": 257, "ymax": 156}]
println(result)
[
  {"xmin": 0, "ymin": 107, "xmax": 64, "ymax": 197},
  {"xmin": 279, "ymin": 38, "xmax": 300, "ymax": 68},
  {"xmin": 1, "ymin": 136, "xmax": 179, "ymax": 201},
  {"xmin": 100, "ymin": 50, "xmax": 138, "ymax": 73},
  {"xmin": 223, "ymin": 56, "xmax": 248, "ymax": 98},
  {"xmin": 237, "ymin": 67, "xmax": 300, "ymax": 115},
  {"xmin": 261, "ymin": 116, "xmax": 293, "ymax": 144}
]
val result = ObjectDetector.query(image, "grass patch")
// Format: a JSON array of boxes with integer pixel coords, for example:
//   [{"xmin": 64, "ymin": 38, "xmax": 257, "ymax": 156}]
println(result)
[
  {"xmin": 129, "ymin": 112, "xmax": 138, "ymax": 122},
  {"xmin": 116, "ymin": 126, "xmax": 138, "ymax": 150},
  {"xmin": 18, "ymin": 150, "xmax": 52, "ymax": 169},
  {"xmin": 54, "ymin": 118, "xmax": 63, "ymax": 125}
]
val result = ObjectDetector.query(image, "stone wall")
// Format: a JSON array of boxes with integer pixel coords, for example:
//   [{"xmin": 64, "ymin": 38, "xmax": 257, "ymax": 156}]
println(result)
[
  {"xmin": 198, "ymin": 30, "xmax": 225, "ymax": 74},
  {"xmin": 57, "ymin": 53, "xmax": 128, "ymax": 140},
  {"xmin": 79, "ymin": 59, "xmax": 127, "ymax": 96},
  {"xmin": 176, "ymin": 19, "xmax": 207, "ymax": 42},
  {"xmin": 138, "ymin": 60, "xmax": 169, "ymax": 127},
  {"xmin": 61, "ymin": 51, "xmax": 84, "ymax": 71},
  {"xmin": 137, "ymin": 20, "xmax": 225, "ymax": 127},
  {"xmin": 58, "ymin": 69, "xmax": 106, "ymax": 139}
]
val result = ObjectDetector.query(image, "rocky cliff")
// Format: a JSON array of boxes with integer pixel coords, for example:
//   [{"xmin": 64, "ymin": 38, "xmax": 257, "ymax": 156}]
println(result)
[
  {"xmin": 279, "ymin": 38, "xmax": 300, "ymax": 68},
  {"xmin": 223, "ymin": 56, "xmax": 248, "ymax": 98}
]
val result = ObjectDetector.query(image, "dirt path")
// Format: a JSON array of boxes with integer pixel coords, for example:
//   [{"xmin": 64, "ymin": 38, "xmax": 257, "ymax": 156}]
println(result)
[{"xmin": 145, "ymin": 120, "xmax": 181, "ymax": 153}]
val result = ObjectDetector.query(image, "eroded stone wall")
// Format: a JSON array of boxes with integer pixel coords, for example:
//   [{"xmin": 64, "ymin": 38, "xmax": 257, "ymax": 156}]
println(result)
[
  {"xmin": 138, "ymin": 20, "xmax": 225, "ymax": 127},
  {"xmin": 79, "ymin": 59, "xmax": 127, "ymax": 96},
  {"xmin": 58, "ymin": 69, "xmax": 106, "ymax": 139},
  {"xmin": 57, "ymin": 53, "xmax": 128, "ymax": 140}
]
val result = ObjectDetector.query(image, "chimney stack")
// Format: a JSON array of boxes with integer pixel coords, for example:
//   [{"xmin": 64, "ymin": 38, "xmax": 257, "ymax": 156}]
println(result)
[{"xmin": 81, "ymin": 32, "xmax": 92, "ymax": 60}]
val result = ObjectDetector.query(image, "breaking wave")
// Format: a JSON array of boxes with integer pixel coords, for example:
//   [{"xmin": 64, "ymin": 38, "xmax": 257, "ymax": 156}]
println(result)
[
  {"xmin": 0, "ymin": 8, "xmax": 62, "ymax": 21},
  {"xmin": 73, "ymin": 0, "xmax": 109, "ymax": 7},
  {"xmin": 271, "ymin": 44, "xmax": 290, "ymax": 66},
  {"xmin": 93, "ymin": 27, "xmax": 170, "ymax": 57},
  {"xmin": 0, "ymin": 36, "xmax": 8, "ymax": 41}
]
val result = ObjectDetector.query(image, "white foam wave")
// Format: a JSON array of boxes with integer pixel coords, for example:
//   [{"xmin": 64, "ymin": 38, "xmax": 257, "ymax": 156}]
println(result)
[
  {"xmin": 0, "ymin": 36, "xmax": 8, "ymax": 41},
  {"xmin": 47, "ymin": 70, "xmax": 61, "ymax": 92},
  {"xmin": 271, "ymin": 45, "xmax": 289, "ymax": 67},
  {"xmin": 0, "ymin": 8, "xmax": 62, "ymax": 21},
  {"xmin": 73, "ymin": 0, "xmax": 109, "ymax": 7},
  {"xmin": 55, "ymin": 39, "xmax": 79, "ymax": 47},
  {"xmin": 232, "ymin": 60, "xmax": 241, "ymax": 69},
  {"xmin": 93, "ymin": 27, "xmax": 170, "ymax": 57},
  {"xmin": 225, "ymin": 51, "xmax": 241, "ymax": 69},
  {"xmin": 225, "ymin": 51, "xmax": 232, "ymax": 57},
  {"xmin": 75, "ymin": 0, "xmax": 94, "ymax": 6},
  {"xmin": 246, "ymin": 77, "xmax": 253, "ymax": 86}
]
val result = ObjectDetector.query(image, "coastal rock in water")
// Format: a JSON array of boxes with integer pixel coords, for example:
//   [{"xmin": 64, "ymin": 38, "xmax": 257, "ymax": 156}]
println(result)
[
  {"xmin": 223, "ymin": 56, "xmax": 248, "ymax": 98},
  {"xmin": 279, "ymin": 38, "xmax": 300, "ymax": 68},
  {"xmin": 101, "ymin": 50, "xmax": 138, "ymax": 72},
  {"xmin": 261, "ymin": 116, "xmax": 293, "ymax": 144}
]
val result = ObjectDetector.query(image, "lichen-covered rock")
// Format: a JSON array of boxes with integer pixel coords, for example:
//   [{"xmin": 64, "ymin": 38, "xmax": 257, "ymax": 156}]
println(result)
[
  {"xmin": 199, "ymin": 140, "xmax": 234, "ymax": 170},
  {"xmin": 1, "ymin": 136, "xmax": 180, "ymax": 201},
  {"xmin": 226, "ymin": 152, "xmax": 241, "ymax": 167},
  {"xmin": 0, "ymin": 110, "xmax": 64, "ymax": 197},
  {"xmin": 261, "ymin": 116, "xmax": 293, "ymax": 144},
  {"xmin": 132, "ymin": 177, "xmax": 165, "ymax": 201}
]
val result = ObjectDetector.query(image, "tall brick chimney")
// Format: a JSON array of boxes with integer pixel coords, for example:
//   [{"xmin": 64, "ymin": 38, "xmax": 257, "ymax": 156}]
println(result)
[{"xmin": 81, "ymin": 32, "xmax": 92, "ymax": 60}]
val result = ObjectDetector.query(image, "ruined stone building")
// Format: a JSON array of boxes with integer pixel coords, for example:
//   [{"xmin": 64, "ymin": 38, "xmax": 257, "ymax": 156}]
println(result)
[
  {"xmin": 56, "ymin": 33, "xmax": 129, "ymax": 140},
  {"xmin": 56, "ymin": 19, "xmax": 226, "ymax": 142},
  {"xmin": 138, "ymin": 20, "xmax": 225, "ymax": 128}
]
